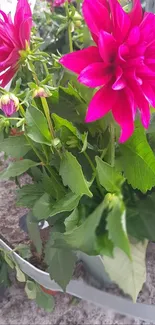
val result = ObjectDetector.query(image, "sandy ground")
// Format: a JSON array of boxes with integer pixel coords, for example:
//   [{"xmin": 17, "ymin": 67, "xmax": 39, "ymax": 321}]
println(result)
[
  {"xmin": 1, "ymin": 159, "xmax": 155, "ymax": 324},
  {"xmin": 0, "ymin": 269, "xmax": 155, "ymax": 325}
]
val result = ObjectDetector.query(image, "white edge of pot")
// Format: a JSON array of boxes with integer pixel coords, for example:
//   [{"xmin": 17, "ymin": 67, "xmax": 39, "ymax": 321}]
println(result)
[
  {"xmin": 1, "ymin": 239, "xmax": 155, "ymax": 323},
  {"xmin": 0, "ymin": 239, "xmax": 109, "ymax": 289}
]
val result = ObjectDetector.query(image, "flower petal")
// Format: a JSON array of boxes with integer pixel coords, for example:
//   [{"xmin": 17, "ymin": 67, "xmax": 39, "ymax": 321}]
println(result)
[
  {"xmin": 14, "ymin": 0, "xmax": 32, "ymax": 26},
  {"xmin": 127, "ymin": 26, "xmax": 140, "ymax": 46},
  {"xmin": 139, "ymin": 13, "xmax": 155, "ymax": 43},
  {"xmin": 112, "ymin": 66, "xmax": 126, "ymax": 90},
  {"xmin": 85, "ymin": 86, "xmax": 117, "ymax": 122},
  {"xmin": 109, "ymin": 0, "xmax": 130, "ymax": 41},
  {"xmin": 129, "ymin": 81, "xmax": 150, "ymax": 129},
  {"xmin": 82, "ymin": 0, "xmax": 111, "ymax": 38},
  {"xmin": 1, "ymin": 100, "xmax": 16, "ymax": 117},
  {"xmin": 112, "ymin": 88, "xmax": 134, "ymax": 142},
  {"xmin": 98, "ymin": 30, "xmax": 117, "ymax": 64},
  {"xmin": 141, "ymin": 82, "xmax": 155, "ymax": 108},
  {"xmin": 60, "ymin": 46, "xmax": 102, "ymax": 74},
  {"xmin": 0, "ymin": 67, "xmax": 17, "ymax": 87},
  {"xmin": 118, "ymin": 44, "xmax": 129, "ymax": 62},
  {"xmin": 0, "ymin": 10, "xmax": 10, "ymax": 23},
  {"xmin": 0, "ymin": 48, "xmax": 19, "ymax": 70},
  {"xmin": 137, "ymin": 64, "xmax": 155, "ymax": 78},
  {"xmin": 19, "ymin": 17, "xmax": 32, "ymax": 48},
  {"xmin": 78, "ymin": 62, "xmax": 112, "ymax": 88},
  {"xmin": 128, "ymin": 0, "xmax": 143, "ymax": 27}
]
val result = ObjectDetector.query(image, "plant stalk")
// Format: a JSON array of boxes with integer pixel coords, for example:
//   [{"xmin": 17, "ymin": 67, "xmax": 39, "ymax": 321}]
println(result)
[
  {"xmin": 83, "ymin": 150, "xmax": 104, "ymax": 196},
  {"xmin": 25, "ymin": 134, "xmax": 44, "ymax": 163},
  {"xmin": 110, "ymin": 123, "xmax": 115, "ymax": 167},
  {"xmin": 65, "ymin": 1, "xmax": 73, "ymax": 52},
  {"xmin": 43, "ymin": 62, "xmax": 49, "ymax": 78},
  {"xmin": 41, "ymin": 97, "xmax": 54, "ymax": 138}
]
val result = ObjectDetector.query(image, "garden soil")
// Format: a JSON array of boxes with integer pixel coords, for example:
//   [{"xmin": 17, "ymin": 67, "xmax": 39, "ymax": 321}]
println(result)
[{"xmin": 1, "ymin": 154, "xmax": 155, "ymax": 324}]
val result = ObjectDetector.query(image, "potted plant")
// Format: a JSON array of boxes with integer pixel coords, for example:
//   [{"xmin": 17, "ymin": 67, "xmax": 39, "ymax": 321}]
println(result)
[{"xmin": 1, "ymin": 0, "xmax": 155, "ymax": 318}]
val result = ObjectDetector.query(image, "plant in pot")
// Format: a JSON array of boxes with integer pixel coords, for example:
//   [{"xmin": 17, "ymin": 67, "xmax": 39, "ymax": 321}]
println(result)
[{"xmin": 1, "ymin": 0, "xmax": 155, "ymax": 314}]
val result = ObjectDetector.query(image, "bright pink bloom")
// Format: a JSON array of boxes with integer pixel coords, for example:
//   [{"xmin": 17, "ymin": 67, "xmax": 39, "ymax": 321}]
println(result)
[
  {"xmin": 60, "ymin": 0, "xmax": 155, "ymax": 142},
  {"xmin": 0, "ymin": 0, "xmax": 32, "ymax": 87}
]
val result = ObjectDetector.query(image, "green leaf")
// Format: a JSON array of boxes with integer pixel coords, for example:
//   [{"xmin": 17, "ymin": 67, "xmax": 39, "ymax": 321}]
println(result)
[
  {"xmin": 50, "ymin": 85, "xmax": 86, "ymax": 123},
  {"xmin": 127, "ymin": 194, "xmax": 155, "ymax": 241},
  {"xmin": 0, "ymin": 159, "xmax": 39, "ymax": 179},
  {"xmin": 49, "ymin": 193, "xmax": 80, "ymax": 219},
  {"xmin": 103, "ymin": 240, "xmax": 148, "ymax": 302},
  {"xmin": 96, "ymin": 157, "xmax": 124, "ymax": 193},
  {"xmin": 26, "ymin": 213, "xmax": 42, "ymax": 254},
  {"xmin": 95, "ymin": 233, "xmax": 114, "ymax": 257},
  {"xmin": 15, "ymin": 265, "xmax": 26, "ymax": 282},
  {"xmin": 52, "ymin": 113, "xmax": 77, "ymax": 136},
  {"xmin": 36, "ymin": 287, "xmax": 55, "ymax": 312},
  {"xmin": 15, "ymin": 244, "xmax": 32, "ymax": 259},
  {"xmin": 0, "ymin": 136, "xmax": 30, "ymax": 158},
  {"xmin": 69, "ymin": 74, "xmax": 93, "ymax": 103},
  {"xmin": 106, "ymin": 195, "xmax": 131, "ymax": 258},
  {"xmin": 16, "ymin": 183, "xmax": 44, "ymax": 208},
  {"xmin": 25, "ymin": 281, "xmax": 37, "ymax": 299},
  {"xmin": 33, "ymin": 193, "xmax": 53, "ymax": 220},
  {"xmin": 25, "ymin": 105, "xmax": 51, "ymax": 145},
  {"xmin": 31, "ymin": 166, "xmax": 42, "ymax": 182},
  {"xmin": 60, "ymin": 151, "xmax": 92, "ymax": 197},
  {"xmin": 42, "ymin": 169, "xmax": 65, "ymax": 200},
  {"xmin": 0, "ymin": 255, "xmax": 11, "ymax": 287},
  {"xmin": 81, "ymin": 132, "xmax": 88, "ymax": 153},
  {"xmin": 65, "ymin": 208, "xmax": 79, "ymax": 232},
  {"xmin": 0, "ymin": 263, "xmax": 10, "ymax": 287},
  {"xmin": 120, "ymin": 126, "xmax": 155, "ymax": 192},
  {"xmin": 48, "ymin": 248, "xmax": 77, "ymax": 291},
  {"xmin": 63, "ymin": 197, "xmax": 108, "ymax": 254},
  {"xmin": 33, "ymin": 192, "xmax": 80, "ymax": 221},
  {"xmin": 4, "ymin": 252, "xmax": 14, "ymax": 269}
]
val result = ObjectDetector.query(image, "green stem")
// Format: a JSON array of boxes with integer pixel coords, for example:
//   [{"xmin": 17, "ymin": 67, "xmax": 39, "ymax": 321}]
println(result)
[
  {"xmin": 100, "ymin": 148, "xmax": 107, "ymax": 160},
  {"xmin": 83, "ymin": 150, "xmax": 104, "ymax": 196},
  {"xmin": 76, "ymin": 0, "xmax": 81, "ymax": 12},
  {"xmin": 25, "ymin": 135, "xmax": 65, "ymax": 192},
  {"xmin": 96, "ymin": 174, "xmax": 104, "ymax": 196},
  {"xmin": 65, "ymin": 1, "xmax": 73, "ymax": 52},
  {"xmin": 19, "ymin": 105, "xmax": 25, "ymax": 117},
  {"xmin": 0, "ymin": 116, "xmax": 21, "ymax": 121},
  {"xmin": 41, "ymin": 144, "xmax": 49, "ymax": 163},
  {"xmin": 83, "ymin": 151, "xmax": 95, "ymax": 172},
  {"xmin": 43, "ymin": 62, "xmax": 49, "ymax": 78},
  {"xmin": 41, "ymin": 97, "xmax": 54, "ymax": 138},
  {"xmin": 25, "ymin": 134, "xmax": 44, "ymax": 163},
  {"xmin": 46, "ymin": 165, "xmax": 66, "ymax": 194},
  {"xmin": 110, "ymin": 123, "xmax": 115, "ymax": 167}
]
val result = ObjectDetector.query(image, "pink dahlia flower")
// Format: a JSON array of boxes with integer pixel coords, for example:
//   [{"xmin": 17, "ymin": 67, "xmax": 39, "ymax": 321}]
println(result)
[
  {"xmin": 0, "ymin": 0, "xmax": 32, "ymax": 87},
  {"xmin": 60, "ymin": 0, "xmax": 155, "ymax": 142}
]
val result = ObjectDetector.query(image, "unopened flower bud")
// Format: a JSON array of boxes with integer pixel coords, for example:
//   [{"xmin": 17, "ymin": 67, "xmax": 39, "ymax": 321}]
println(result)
[
  {"xmin": 0, "ymin": 94, "xmax": 19, "ymax": 117},
  {"xmin": 75, "ymin": 20, "xmax": 82, "ymax": 28},
  {"xmin": 33, "ymin": 87, "xmax": 48, "ymax": 98},
  {"xmin": 52, "ymin": 138, "xmax": 62, "ymax": 149}
]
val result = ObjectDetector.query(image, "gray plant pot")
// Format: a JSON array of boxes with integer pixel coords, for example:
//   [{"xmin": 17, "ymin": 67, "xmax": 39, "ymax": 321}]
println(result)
[{"xmin": 1, "ymin": 238, "xmax": 155, "ymax": 322}]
